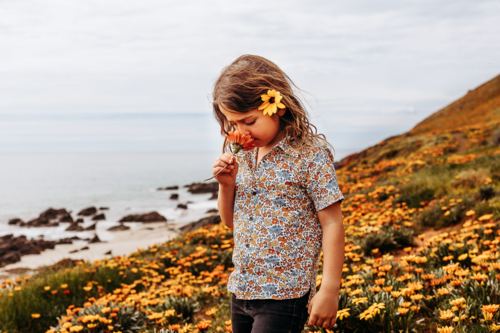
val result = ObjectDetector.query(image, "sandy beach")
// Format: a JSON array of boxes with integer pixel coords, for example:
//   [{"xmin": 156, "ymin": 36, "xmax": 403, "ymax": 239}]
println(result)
[{"xmin": 0, "ymin": 221, "xmax": 189, "ymax": 280}]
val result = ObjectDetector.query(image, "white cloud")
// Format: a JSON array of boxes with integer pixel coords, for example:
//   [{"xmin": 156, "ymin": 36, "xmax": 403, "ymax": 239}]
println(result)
[{"xmin": 0, "ymin": 0, "xmax": 499, "ymax": 152}]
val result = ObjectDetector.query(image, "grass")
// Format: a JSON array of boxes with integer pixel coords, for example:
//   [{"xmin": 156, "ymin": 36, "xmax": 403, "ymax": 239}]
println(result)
[
  {"xmin": 490, "ymin": 197, "xmax": 500, "ymax": 218},
  {"xmin": 453, "ymin": 169, "xmax": 490, "ymax": 189},
  {"xmin": 360, "ymin": 226, "xmax": 414, "ymax": 255},
  {"xmin": 0, "ymin": 260, "xmax": 142, "ymax": 332},
  {"xmin": 404, "ymin": 154, "xmax": 500, "ymax": 198}
]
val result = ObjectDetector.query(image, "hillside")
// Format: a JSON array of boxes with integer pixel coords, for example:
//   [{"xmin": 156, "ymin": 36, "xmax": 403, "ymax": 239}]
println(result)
[
  {"xmin": 338, "ymin": 73, "xmax": 500, "ymax": 169},
  {"xmin": 411, "ymin": 74, "xmax": 500, "ymax": 135},
  {"xmin": 2, "ymin": 74, "xmax": 500, "ymax": 333}
]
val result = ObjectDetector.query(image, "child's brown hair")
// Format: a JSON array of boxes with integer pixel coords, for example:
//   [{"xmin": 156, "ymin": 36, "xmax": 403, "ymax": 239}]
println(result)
[{"xmin": 212, "ymin": 54, "xmax": 331, "ymax": 153}]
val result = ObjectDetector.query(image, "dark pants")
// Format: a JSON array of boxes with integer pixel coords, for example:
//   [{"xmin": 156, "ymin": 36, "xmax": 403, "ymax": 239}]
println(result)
[{"xmin": 231, "ymin": 290, "xmax": 310, "ymax": 333}]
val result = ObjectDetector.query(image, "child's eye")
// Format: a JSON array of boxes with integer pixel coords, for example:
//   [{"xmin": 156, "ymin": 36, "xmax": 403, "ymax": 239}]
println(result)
[{"xmin": 245, "ymin": 120, "xmax": 255, "ymax": 125}]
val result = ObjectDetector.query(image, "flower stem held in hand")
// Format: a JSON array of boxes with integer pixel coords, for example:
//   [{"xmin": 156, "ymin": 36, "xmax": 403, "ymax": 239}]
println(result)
[
  {"xmin": 204, "ymin": 130, "xmax": 255, "ymax": 182},
  {"xmin": 204, "ymin": 152, "xmax": 235, "ymax": 181}
]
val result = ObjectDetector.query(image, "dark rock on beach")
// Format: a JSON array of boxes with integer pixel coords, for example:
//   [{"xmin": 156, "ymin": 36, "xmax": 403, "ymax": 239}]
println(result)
[
  {"xmin": 8, "ymin": 218, "xmax": 25, "ymax": 226},
  {"xmin": 0, "ymin": 234, "xmax": 56, "ymax": 268},
  {"xmin": 92, "ymin": 213, "xmax": 106, "ymax": 221},
  {"xmin": 76, "ymin": 218, "xmax": 84, "ymax": 223},
  {"xmin": 26, "ymin": 217, "xmax": 59, "ymax": 227},
  {"xmin": 65, "ymin": 222, "xmax": 84, "ymax": 232},
  {"xmin": 57, "ymin": 238, "xmax": 74, "ymax": 245},
  {"xmin": 56, "ymin": 236, "xmax": 83, "ymax": 244},
  {"xmin": 179, "ymin": 214, "xmax": 222, "ymax": 232},
  {"xmin": 22, "ymin": 242, "xmax": 46, "ymax": 255},
  {"xmin": 59, "ymin": 212, "xmax": 74, "ymax": 223},
  {"xmin": 40, "ymin": 208, "xmax": 70, "ymax": 220},
  {"xmin": 185, "ymin": 182, "xmax": 219, "ymax": 194},
  {"xmin": 78, "ymin": 207, "xmax": 97, "ymax": 216},
  {"xmin": 209, "ymin": 192, "xmax": 218, "ymax": 200},
  {"xmin": 170, "ymin": 193, "xmax": 179, "ymax": 200},
  {"xmin": 158, "ymin": 185, "xmax": 179, "ymax": 191},
  {"xmin": 206, "ymin": 208, "xmax": 218, "ymax": 213},
  {"xmin": 57, "ymin": 236, "xmax": 87, "ymax": 243},
  {"xmin": 118, "ymin": 211, "xmax": 167, "ymax": 223},
  {"xmin": 16, "ymin": 207, "xmax": 72, "ymax": 227},
  {"xmin": 99, "ymin": 207, "xmax": 109, "ymax": 210},
  {"xmin": 89, "ymin": 235, "xmax": 101, "ymax": 243},
  {"xmin": 1, "ymin": 252, "xmax": 21, "ymax": 266},
  {"xmin": 176, "ymin": 203, "xmax": 188, "ymax": 210},
  {"xmin": 84, "ymin": 223, "xmax": 97, "ymax": 231},
  {"xmin": 107, "ymin": 223, "xmax": 130, "ymax": 231}
]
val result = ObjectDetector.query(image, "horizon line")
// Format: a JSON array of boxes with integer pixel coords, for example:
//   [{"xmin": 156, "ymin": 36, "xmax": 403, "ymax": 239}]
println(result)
[{"xmin": 0, "ymin": 112, "xmax": 213, "ymax": 120}]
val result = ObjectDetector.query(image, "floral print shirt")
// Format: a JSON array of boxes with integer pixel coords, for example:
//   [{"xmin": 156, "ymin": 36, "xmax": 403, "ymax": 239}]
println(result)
[{"xmin": 227, "ymin": 139, "xmax": 344, "ymax": 302}]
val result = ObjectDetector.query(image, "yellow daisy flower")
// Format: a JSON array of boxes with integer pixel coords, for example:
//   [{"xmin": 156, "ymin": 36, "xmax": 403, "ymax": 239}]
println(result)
[
  {"xmin": 439, "ymin": 310, "xmax": 454, "ymax": 321},
  {"xmin": 336, "ymin": 308, "xmax": 350, "ymax": 320},
  {"xmin": 482, "ymin": 304, "xmax": 500, "ymax": 313},
  {"xmin": 258, "ymin": 90, "xmax": 285, "ymax": 116},
  {"xmin": 398, "ymin": 307, "xmax": 409, "ymax": 315},
  {"xmin": 437, "ymin": 326, "xmax": 454, "ymax": 333}
]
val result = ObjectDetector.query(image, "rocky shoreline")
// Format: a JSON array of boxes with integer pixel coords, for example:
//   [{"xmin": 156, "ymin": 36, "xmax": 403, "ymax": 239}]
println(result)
[
  {"xmin": 0, "ymin": 181, "xmax": 220, "ymax": 272},
  {"xmin": 0, "ymin": 211, "xmax": 220, "ymax": 279},
  {"xmin": 0, "ymin": 234, "xmax": 56, "ymax": 268},
  {"xmin": 0, "ymin": 234, "xmax": 103, "ymax": 268},
  {"xmin": 159, "ymin": 181, "xmax": 219, "ymax": 202}
]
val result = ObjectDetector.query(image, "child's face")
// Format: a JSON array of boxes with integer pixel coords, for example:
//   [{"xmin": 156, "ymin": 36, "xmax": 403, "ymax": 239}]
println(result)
[{"xmin": 220, "ymin": 105, "xmax": 286, "ymax": 149}]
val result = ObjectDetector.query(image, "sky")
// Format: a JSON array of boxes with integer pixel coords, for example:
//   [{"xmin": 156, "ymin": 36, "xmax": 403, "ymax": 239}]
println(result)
[{"xmin": 1, "ymin": 0, "xmax": 499, "ymax": 158}]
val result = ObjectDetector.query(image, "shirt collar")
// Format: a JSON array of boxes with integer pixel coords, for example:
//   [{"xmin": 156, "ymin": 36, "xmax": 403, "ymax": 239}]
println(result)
[
  {"xmin": 276, "ymin": 138, "xmax": 300, "ymax": 156},
  {"xmin": 240, "ymin": 137, "xmax": 299, "ymax": 162}
]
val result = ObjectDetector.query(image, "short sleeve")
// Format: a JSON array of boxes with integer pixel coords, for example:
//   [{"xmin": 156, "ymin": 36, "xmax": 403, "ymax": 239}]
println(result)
[{"xmin": 303, "ymin": 146, "xmax": 344, "ymax": 211}]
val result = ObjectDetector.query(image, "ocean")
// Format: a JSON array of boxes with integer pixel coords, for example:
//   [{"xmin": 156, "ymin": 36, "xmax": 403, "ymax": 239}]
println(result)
[
  {"xmin": 0, "ymin": 149, "xmax": 355, "ymax": 242},
  {"xmin": 0, "ymin": 152, "xmax": 221, "ymax": 242}
]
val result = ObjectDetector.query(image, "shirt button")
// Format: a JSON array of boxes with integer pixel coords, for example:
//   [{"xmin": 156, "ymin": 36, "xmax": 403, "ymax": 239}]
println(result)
[
  {"xmin": 252, "ymin": 191, "xmax": 257, "ymax": 196},
  {"xmin": 249, "ymin": 216, "xmax": 254, "ymax": 221},
  {"xmin": 246, "ymin": 244, "xmax": 250, "ymax": 248}
]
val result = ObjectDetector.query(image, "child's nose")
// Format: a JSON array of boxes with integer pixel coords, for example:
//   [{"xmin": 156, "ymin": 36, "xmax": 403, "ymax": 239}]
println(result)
[{"xmin": 236, "ymin": 125, "xmax": 250, "ymax": 136}]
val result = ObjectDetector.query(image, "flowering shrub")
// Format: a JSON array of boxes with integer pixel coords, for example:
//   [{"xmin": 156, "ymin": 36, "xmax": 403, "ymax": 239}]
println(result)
[
  {"xmin": 2, "ymin": 116, "xmax": 500, "ymax": 333},
  {"xmin": 48, "ymin": 303, "xmax": 146, "ymax": 333}
]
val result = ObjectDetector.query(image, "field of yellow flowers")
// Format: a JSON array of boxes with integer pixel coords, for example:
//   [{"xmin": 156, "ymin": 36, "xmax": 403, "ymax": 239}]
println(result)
[{"xmin": 2, "ymin": 120, "xmax": 500, "ymax": 333}]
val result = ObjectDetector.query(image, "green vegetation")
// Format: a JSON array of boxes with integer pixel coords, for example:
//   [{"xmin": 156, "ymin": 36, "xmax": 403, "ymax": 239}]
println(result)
[{"xmin": 2, "ymin": 76, "xmax": 500, "ymax": 332}]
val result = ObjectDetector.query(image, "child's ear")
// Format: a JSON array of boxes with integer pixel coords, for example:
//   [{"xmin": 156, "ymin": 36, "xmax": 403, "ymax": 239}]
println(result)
[{"xmin": 277, "ymin": 108, "xmax": 286, "ymax": 116}]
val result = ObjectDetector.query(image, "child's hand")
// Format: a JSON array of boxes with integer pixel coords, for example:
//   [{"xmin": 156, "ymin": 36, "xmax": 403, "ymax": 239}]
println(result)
[
  {"xmin": 307, "ymin": 289, "xmax": 338, "ymax": 329},
  {"xmin": 213, "ymin": 153, "xmax": 238, "ymax": 187}
]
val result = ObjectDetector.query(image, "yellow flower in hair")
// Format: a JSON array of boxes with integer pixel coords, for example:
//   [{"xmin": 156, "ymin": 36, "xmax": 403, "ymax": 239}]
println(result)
[{"xmin": 259, "ymin": 90, "xmax": 285, "ymax": 116}]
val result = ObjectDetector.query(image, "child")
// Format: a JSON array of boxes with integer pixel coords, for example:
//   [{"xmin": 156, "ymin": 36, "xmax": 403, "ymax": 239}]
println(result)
[{"xmin": 211, "ymin": 55, "xmax": 345, "ymax": 333}]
